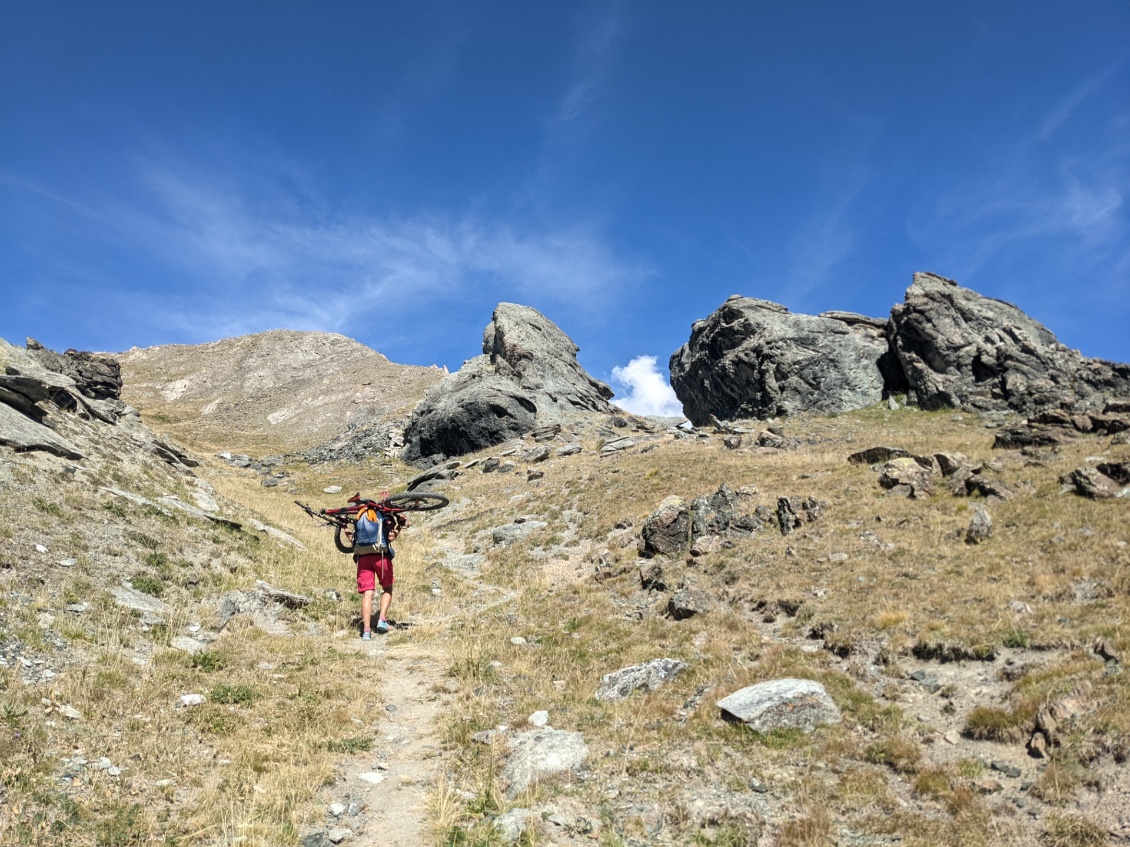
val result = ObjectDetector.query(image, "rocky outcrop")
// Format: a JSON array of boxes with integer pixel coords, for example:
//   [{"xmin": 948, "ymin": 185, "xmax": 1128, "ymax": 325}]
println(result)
[
  {"xmin": 669, "ymin": 296, "xmax": 891, "ymax": 425},
  {"xmin": 670, "ymin": 272, "xmax": 1129, "ymax": 423},
  {"xmin": 402, "ymin": 304, "xmax": 614, "ymax": 465},
  {"xmin": 889, "ymin": 272, "xmax": 1130, "ymax": 413},
  {"xmin": 25, "ymin": 338, "xmax": 122, "ymax": 400}
]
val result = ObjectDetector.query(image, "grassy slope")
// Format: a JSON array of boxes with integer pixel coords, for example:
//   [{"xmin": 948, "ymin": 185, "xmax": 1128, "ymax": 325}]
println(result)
[{"xmin": 2, "ymin": 401, "xmax": 1126, "ymax": 846}]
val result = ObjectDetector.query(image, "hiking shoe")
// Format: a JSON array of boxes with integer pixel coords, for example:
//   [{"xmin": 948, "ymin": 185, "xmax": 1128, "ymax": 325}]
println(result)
[
  {"xmin": 375, "ymin": 619, "xmax": 390, "ymax": 634},
  {"xmin": 361, "ymin": 631, "xmax": 372, "ymax": 640}
]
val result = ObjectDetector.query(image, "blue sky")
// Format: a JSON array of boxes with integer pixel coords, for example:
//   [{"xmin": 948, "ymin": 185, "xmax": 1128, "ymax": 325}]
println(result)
[{"xmin": 2, "ymin": 1, "xmax": 1127, "ymax": 414}]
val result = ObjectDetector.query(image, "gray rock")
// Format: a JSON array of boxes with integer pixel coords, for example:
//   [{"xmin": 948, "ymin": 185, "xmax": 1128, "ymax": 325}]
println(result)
[
  {"xmin": 641, "ymin": 496, "xmax": 690, "ymax": 556},
  {"xmin": 557, "ymin": 442, "xmax": 582, "ymax": 457},
  {"xmin": 492, "ymin": 521, "xmax": 547, "ymax": 548},
  {"xmin": 523, "ymin": 445, "xmax": 551, "ymax": 463},
  {"xmin": 111, "ymin": 584, "xmax": 171, "ymax": 617},
  {"xmin": 402, "ymin": 304, "xmax": 614, "ymax": 464},
  {"xmin": 847, "ymin": 446, "xmax": 910, "ymax": 465},
  {"xmin": 670, "ymin": 297, "xmax": 893, "ymax": 425},
  {"xmin": 503, "ymin": 728, "xmax": 589, "ymax": 797},
  {"xmin": 878, "ymin": 457, "xmax": 935, "ymax": 498},
  {"xmin": 668, "ymin": 589, "xmax": 713, "ymax": 620},
  {"xmin": 595, "ymin": 658, "xmax": 689, "ymax": 702},
  {"xmin": 689, "ymin": 484, "xmax": 761, "ymax": 539},
  {"xmin": 0, "ymin": 401, "xmax": 84, "ymax": 459},
  {"xmin": 171, "ymin": 636, "xmax": 208, "ymax": 654},
  {"xmin": 494, "ymin": 808, "xmax": 530, "ymax": 844},
  {"xmin": 889, "ymin": 272, "xmax": 1130, "ymax": 413},
  {"xmin": 966, "ymin": 508, "xmax": 993, "ymax": 544},
  {"xmin": 717, "ymin": 678, "xmax": 842, "ymax": 733},
  {"xmin": 1066, "ymin": 467, "xmax": 1120, "ymax": 499}
]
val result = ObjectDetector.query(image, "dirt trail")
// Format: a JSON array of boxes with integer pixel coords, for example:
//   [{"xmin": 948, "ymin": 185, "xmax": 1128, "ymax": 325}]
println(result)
[{"xmin": 322, "ymin": 641, "xmax": 452, "ymax": 846}]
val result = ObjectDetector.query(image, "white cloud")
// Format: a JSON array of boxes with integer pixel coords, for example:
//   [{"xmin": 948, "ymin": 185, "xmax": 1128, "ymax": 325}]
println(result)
[{"xmin": 610, "ymin": 355, "xmax": 683, "ymax": 417}]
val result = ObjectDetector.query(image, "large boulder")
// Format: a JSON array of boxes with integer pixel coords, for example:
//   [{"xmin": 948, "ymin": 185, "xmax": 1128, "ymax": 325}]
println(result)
[
  {"xmin": 669, "ymin": 296, "xmax": 892, "ymax": 425},
  {"xmin": 889, "ymin": 272, "xmax": 1130, "ymax": 413},
  {"xmin": 402, "ymin": 304, "xmax": 614, "ymax": 464}
]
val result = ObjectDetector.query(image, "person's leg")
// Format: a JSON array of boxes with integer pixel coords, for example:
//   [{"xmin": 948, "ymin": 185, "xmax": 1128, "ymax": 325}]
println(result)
[
  {"xmin": 378, "ymin": 586, "xmax": 393, "ymax": 622},
  {"xmin": 361, "ymin": 589, "xmax": 375, "ymax": 633}
]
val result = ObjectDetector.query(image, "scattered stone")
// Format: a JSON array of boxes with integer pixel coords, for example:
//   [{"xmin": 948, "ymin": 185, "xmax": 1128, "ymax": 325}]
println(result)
[
  {"xmin": 595, "ymin": 658, "xmax": 689, "ymax": 702},
  {"xmin": 491, "ymin": 521, "xmax": 547, "ymax": 548},
  {"xmin": 966, "ymin": 508, "xmax": 993, "ymax": 544},
  {"xmin": 323, "ymin": 485, "xmax": 342, "ymax": 494},
  {"xmin": 171, "ymin": 636, "xmax": 208, "ymax": 654},
  {"xmin": 328, "ymin": 803, "xmax": 346, "ymax": 818},
  {"xmin": 848, "ymin": 446, "xmax": 910, "ymax": 465},
  {"xmin": 503, "ymin": 728, "xmax": 589, "ymax": 797},
  {"xmin": 717, "ymin": 679, "xmax": 842, "ymax": 733},
  {"xmin": 358, "ymin": 772, "xmax": 385, "ymax": 785},
  {"xmin": 494, "ymin": 808, "xmax": 530, "ymax": 844},
  {"xmin": 558, "ymin": 443, "xmax": 582, "ymax": 457},
  {"xmin": 991, "ymin": 761, "xmax": 1022, "ymax": 779},
  {"xmin": 641, "ymin": 496, "xmax": 691, "ymax": 556},
  {"xmin": 528, "ymin": 710, "xmax": 549, "ymax": 727},
  {"xmin": 1066, "ymin": 467, "xmax": 1120, "ymax": 499},
  {"xmin": 326, "ymin": 828, "xmax": 352, "ymax": 844},
  {"xmin": 179, "ymin": 694, "xmax": 206, "ymax": 707},
  {"xmin": 510, "ymin": 636, "xmax": 528, "ymax": 646},
  {"xmin": 668, "ymin": 589, "xmax": 714, "ymax": 620},
  {"xmin": 878, "ymin": 457, "xmax": 935, "ymax": 498}
]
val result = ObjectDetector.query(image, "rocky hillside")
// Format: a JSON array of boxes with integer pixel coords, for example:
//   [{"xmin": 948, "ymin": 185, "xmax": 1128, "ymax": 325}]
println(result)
[
  {"xmin": 118, "ymin": 330, "xmax": 445, "ymax": 455},
  {"xmin": 4, "ymin": 308, "xmax": 1130, "ymax": 847}
]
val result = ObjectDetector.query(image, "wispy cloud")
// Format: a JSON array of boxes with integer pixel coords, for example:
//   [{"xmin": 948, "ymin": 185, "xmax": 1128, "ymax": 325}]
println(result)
[
  {"xmin": 545, "ymin": 6, "xmax": 623, "ymax": 127},
  {"xmin": 610, "ymin": 355, "xmax": 683, "ymax": 417},
  {"xmin": 1036, "ymin": 55, "xmax": 1127, "ymax": 141},
  {"xmin": 5, "ymin": 152, "xmax": 651, "ymax": 348}
]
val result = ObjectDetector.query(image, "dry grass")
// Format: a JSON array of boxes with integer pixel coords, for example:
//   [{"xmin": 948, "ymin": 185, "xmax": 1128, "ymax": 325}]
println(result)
[{"xmin": 4, "ymin": 399, "xmax": 1127, "ymax": 845}]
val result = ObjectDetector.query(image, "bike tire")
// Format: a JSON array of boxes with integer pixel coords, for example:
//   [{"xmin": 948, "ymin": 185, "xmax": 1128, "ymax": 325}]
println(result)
[
  {"xmin": 382, "ymin": 491, "xmax": 449, "ymax": 512},
  {"xmin": 334, "ymin": 523, "xmax": 354, "ymax": 555}
]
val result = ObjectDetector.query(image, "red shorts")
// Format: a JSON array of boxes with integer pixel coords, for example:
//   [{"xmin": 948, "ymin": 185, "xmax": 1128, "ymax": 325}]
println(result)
[{"xmin": 356, "ymin": 553, "xmax": 394, "ymax": 594}]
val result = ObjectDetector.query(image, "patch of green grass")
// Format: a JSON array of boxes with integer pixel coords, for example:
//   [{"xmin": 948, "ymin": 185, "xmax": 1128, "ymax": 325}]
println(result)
[
  {"xmin": 209, "ymin": 684, "xmax": 256, "ymax": 705},
  {"xmin": 102, "ymin": 501, "xmax": 128, "ymax": 519},
  {"xmin": 323, "ymin": 735, "xmax": 373, "ymax": 754},
  {"xmin": 190, "ymin": 651, "xmax": 228, "ymax": 673},
  {"xmin": 130, "ymin": 575, "xmax": 165, "ymax": 597},
  {"xmin": 1002, "ymin": 629, "xmax": 1030, "ymax": 649},
  {"xmin": 127, "ymin": 531, "xmax": 161, "ymax": 550},
  {"xmin": 32, "ymin": 497, "xmax": 65, "ymax": 518}
]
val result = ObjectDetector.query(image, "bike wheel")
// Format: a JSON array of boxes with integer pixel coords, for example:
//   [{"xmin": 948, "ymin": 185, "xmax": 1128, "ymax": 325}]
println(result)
[
  {"xmin": 334, "ymin": 524, "xmax": 355, "ymax": 555},
  {"xmin": 382, "ymin": 491, "xmax": 449, "ymax": 512}
]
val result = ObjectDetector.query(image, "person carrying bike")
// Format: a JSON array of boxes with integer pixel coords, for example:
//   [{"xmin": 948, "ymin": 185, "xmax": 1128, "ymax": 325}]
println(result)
[{"xmin": 350, "ymin": 505, "xmax": 407, "ymax": 638}]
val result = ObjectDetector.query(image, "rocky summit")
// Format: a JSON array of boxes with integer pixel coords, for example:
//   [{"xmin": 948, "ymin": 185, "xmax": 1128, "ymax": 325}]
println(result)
[
  {"xmin": 890, "ymin": 272, "xmax": 1130, "ymax": 413},
  {"xmin": 671, "ymin": 271, "xmax": 1130, "ymax": 424},
  {"xmin": 401, "ymin": 303, "xmax": 615, "ymax": 465}
]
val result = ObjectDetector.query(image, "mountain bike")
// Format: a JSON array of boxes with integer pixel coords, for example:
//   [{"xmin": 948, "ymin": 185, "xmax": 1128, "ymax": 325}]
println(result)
[{"xmin": 295, "ymin": 491, "xmax": 449, "ymax": 554}]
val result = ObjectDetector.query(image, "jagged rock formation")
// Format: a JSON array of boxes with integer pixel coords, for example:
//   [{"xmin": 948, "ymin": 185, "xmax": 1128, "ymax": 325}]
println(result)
[
  {"xmin": 669, "ymin": 296, "xmax": 891, "ymax": 425},
  {"xmin": 670, "ymin": 273, "xmax": 1129, "ymax": 423},
  {"xmin": 117, "ymin": 330, "xmax": 444, "ymax": 454},
  {"xmin": 401, "ymin": 304, "xmax": 614, "ymax": 465},
  {"xmin": 889, "ymin": 272, "xmax": 1130, "ymax": 413}
]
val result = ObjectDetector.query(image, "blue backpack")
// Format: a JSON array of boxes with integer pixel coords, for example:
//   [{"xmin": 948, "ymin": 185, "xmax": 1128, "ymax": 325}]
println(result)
[{"xmin": 354, "ymin": 507, "xmax": 394, "ymax": 556}]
